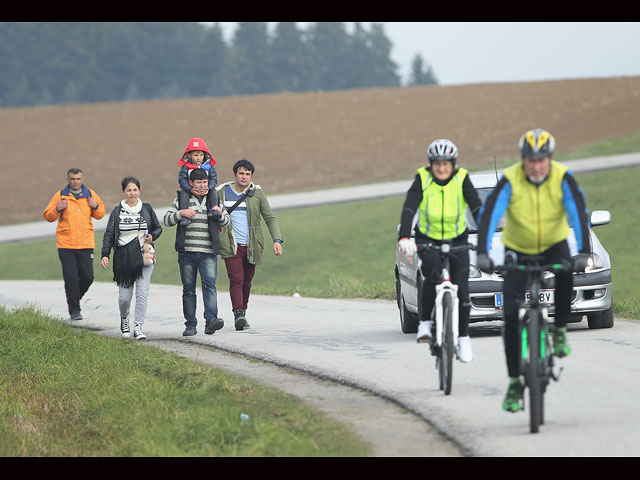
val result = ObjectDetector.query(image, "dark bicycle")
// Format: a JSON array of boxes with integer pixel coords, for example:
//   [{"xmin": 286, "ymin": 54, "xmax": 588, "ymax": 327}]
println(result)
[
  {"xmin": 496, "ymin": 254, "xmax": 572, "ymax": 433},
  {"xmin": 417, "ymin": 241, "xmax": 475, "ymax": 395}
]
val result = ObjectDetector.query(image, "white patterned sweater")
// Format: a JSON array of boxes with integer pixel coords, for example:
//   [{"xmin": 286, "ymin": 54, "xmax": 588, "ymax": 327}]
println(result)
[{"xmin": 118, "ymin": 199, "xmax": 147, "ymax": 247}]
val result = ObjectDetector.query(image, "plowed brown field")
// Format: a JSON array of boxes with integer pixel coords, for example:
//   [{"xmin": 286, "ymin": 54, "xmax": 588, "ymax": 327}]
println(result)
[{"xmin": 2, "ymin": 76, "xmax": 640, "ymax": 226}]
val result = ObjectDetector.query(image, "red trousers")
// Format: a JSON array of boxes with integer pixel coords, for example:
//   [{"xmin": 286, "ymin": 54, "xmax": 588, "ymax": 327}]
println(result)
[{"xmin": 224, "ymin": 245, "xmax": 256, "ymax": 310}]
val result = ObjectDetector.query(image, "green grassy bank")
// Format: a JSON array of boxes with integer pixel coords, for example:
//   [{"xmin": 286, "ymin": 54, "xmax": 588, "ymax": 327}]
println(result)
[{"xmin": 0, "ymin": 306, "xmax": 369, "ymax": 456}]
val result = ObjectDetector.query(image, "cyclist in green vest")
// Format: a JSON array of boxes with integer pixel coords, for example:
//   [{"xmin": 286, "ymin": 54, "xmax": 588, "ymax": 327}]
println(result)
[
  {"xmin": 475, "ymin": 128, "xmax": 591, "ymax": 413},
  {"xmin": 398, "ymin": 139, "xmax": 482, "ymax": 362}
]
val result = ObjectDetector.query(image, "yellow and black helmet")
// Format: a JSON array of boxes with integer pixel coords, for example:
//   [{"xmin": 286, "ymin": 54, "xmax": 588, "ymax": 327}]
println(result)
[{"xmin": 518, "ymin": 128, "xmax": 555, "ymax": 160}]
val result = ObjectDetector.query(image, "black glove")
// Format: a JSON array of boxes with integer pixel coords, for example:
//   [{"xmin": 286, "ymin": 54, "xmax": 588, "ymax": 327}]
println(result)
[
  {"xmin": 572, "ymin": 253, "xmax": 590, "ymax": 273},
  {"xmin": 476, "ymin": 253, "xmax": 494, "ymax": 273}
]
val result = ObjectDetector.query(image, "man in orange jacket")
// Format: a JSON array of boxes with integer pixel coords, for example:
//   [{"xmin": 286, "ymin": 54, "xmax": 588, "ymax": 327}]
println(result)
[{"xmin": 43, "ymin": 168, "xmax": 105, "ymax": 320}]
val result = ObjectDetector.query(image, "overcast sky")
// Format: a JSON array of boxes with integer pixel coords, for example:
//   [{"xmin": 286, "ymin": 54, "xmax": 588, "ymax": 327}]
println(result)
[{"xmin": 213, "ymin": 22, "xmax": 640, "ymax": 86}]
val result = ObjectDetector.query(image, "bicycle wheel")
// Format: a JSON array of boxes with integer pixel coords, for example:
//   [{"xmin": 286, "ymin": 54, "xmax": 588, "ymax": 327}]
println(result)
[
  {"xmin": 539, "ymin": 323, "xmax": 554, "ymax": 426},
  {"xmin": 439, "ymin": 292, "xmax": 454, "ymax": 395},
  {"xmin": 527, "ymin": 309, "xmax": 542, "ymax": 433}
]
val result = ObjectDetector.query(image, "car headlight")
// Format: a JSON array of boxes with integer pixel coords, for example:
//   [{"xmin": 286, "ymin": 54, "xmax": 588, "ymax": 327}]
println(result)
[
  {"xmin": 469, "ymin": 264, "xmax": 482, "ymax": 278},
  {"xmin": 588, "ymin": 253, "xmax": 605, "ymax": 271},
  {"xmin": 575, "ymin": 253, "xmax": 604, "ymax": 272}
]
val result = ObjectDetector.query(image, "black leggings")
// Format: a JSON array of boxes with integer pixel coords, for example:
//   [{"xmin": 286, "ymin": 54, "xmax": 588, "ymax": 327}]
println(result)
[
  {"xmin": 418, "ymin": 241, "xmax": 471, "ymax": 337},
  {"xmin": 58, "ymin": 248, "xmax": 94, "ymax": 313},
  {"xmin": 502, "ymin": 241, "xmax": 573, "ymax": 377}
]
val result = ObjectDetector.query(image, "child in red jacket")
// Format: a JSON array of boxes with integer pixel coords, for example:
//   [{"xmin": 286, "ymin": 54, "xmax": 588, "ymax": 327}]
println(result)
[{"xmin": 177, "ymin": 137, "xmax": 218, "ymax": 225}]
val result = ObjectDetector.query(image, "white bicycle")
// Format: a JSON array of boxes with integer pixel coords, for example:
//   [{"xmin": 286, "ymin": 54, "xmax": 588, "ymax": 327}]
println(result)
[{"xmin": 417, "ymin": 241, "xmax": 475, "ymax": 395}]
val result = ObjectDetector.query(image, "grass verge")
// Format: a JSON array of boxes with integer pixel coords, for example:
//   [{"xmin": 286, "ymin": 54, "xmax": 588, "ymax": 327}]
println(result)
[
  {"xmin": 0, "ymin": 168, "xmax": 638, "ymax": 319},
  {"xmin": 0, "ymin": 305, "xmax": 370, "ymax": 457}
]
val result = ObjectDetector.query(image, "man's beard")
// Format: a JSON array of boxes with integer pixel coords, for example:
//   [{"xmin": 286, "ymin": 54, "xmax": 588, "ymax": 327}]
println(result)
[{"xmin": 527, "ymin": 174, "xmax": 548, "ymax": 185}]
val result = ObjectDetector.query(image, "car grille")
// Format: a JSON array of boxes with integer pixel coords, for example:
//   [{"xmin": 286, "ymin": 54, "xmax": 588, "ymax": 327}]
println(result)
[{"xmin": 471, "ymin": 296, "xmax": 495, "ymax": 307}]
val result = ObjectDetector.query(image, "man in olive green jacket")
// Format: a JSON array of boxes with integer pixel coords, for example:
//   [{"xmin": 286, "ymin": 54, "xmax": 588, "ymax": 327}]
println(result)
[{"xmin": 216, "ymin": 159, "xmax": 283, "ymax": 331}]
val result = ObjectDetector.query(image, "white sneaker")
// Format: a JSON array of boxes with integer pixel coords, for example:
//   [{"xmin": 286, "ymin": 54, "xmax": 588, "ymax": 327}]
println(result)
[
  {"xmin": 457, "ymin": 336, "xmax": 473, "ymax": 363},
  {"xmin": 416, "ymin": 320, "xmax": 433, "ymax": 343},
  {"xmin": 120, "ymin": 317, "xmax": 131, "ymax": 338},
  {"xmin": 133, "ymin": 324, "xmax": 146, "ymax": 340}
]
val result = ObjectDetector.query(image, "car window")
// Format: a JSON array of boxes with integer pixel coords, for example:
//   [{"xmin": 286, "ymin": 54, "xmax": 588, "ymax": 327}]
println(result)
[{"xmin": 465, "ymin": 187, "xmax": 505, "ymax": 233}]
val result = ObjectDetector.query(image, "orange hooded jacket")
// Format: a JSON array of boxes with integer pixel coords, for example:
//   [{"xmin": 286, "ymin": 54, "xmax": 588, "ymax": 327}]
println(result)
[{"xmin": 43, "ymin": 184, "xmax": 106, "ymax": 249}]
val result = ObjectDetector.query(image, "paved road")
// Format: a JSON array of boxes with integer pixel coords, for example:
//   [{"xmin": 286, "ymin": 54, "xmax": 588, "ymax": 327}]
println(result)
[
  {"xmin": 2, "ymin": 153, "xmax": 640, "ymax": 244},
  {"xmin": 2, "ymin": 153, "xmax": 639, "ymax": 456},
  {"xmin": 1, "ymin": 280, "xmax": 638, "ymax": 456}
]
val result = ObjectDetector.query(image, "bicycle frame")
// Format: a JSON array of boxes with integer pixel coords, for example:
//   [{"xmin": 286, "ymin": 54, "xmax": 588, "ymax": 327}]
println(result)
[
  {"xmin": 418, "ymin": 240, "xmax": 474, "ymax": 395},
  {"xmin": 497, "ymin": 255, "xmax": 570, "ymax": 432},
  {"xmin": 517, "ymin": 260, "xmax": 564, "ymax": 380},
  {"xmin": 520, "ymin": 272, "xmax": 553, "ymax": 370},
  {"xmin": 433, "ymin": 275, "xmax": 459, "ymax": 349}
]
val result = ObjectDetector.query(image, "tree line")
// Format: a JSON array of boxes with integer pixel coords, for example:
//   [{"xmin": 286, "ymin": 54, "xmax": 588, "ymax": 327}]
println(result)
[{"xmin": 0, "ymin": 22, "xmax": 438, "ymax": 108}]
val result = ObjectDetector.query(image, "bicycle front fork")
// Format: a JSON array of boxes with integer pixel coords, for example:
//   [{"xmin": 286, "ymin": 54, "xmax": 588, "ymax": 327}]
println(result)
[{"xmin": 519, "ymin": 307, "xmax": 562, "ymax": 382}]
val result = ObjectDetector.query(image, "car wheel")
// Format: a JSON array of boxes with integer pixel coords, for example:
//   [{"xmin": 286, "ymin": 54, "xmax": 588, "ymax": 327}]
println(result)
[
  {"xmin": 400, "ymin": 295, "xmax": 419, "ymax": 333},
  {"xmin": 396, "ymin": 274, "xmax": 419, "ymax": 333},
  {"xmin": 587, "ymin": 305, "xmax": 615, "ymax": 329},
  {"xmin": 567, "ymin": 314, "xmax": 583, "ymax": 323}
]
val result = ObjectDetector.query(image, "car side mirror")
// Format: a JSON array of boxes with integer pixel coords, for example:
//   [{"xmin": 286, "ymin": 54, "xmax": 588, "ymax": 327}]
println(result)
[{"xmin": 590, "ymin": 210, "xmax": 611, "ymax": 227}]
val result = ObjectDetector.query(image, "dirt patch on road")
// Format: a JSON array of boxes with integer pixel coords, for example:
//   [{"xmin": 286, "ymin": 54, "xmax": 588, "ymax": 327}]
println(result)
[{"xmin": 2, "ymin": 76, "xmax": 640, "ymax": 226}]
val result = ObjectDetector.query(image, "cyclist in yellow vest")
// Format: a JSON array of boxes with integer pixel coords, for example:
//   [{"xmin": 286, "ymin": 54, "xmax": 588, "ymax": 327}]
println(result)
[
  {"xmin": 398, "ymin": 139, "xmax": 482, "ymax": 362},
  {"xmin": 475, "ymin": 128, "xmax": 591, "ymax": 413}
]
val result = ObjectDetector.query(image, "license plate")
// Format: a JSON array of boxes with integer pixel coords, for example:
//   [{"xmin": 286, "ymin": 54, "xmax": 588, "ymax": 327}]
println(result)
[
  {"xmin": 494, "ymin": 290, "xmax": 555, "ymax": 307},
  {"xmin": 526, "ymin": 289, "xmax": 555, "ymax": 305}
]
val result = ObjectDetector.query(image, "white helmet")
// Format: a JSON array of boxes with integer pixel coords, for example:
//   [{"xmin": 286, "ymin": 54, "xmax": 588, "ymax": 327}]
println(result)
[{"xmin": 427, "ymin": 139, "xmax": 458, "ymax": 166}]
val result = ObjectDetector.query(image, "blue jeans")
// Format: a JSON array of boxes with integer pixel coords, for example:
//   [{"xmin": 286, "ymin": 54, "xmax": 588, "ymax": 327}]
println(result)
[{"xmin": 178, "ymin": 252, "xmax": 219, "ymax": 327}]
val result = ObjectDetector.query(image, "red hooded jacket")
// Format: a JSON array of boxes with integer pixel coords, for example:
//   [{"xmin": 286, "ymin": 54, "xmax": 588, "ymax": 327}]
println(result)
[{"xmin": 178, "ymin": 137, "xmax": 216, "ymax": 169}]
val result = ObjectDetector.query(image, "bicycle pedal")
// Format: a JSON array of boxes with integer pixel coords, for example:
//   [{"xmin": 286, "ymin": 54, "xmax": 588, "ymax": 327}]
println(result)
[{"xmin": 550, "ymin": 366, "xmax": 564, "ymax": 382}]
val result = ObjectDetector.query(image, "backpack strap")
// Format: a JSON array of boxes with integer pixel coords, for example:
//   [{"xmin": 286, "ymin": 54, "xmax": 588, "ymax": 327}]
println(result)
[{"xmin": 226, "ymin": 193, "xmax": 248, "ymax": 214}]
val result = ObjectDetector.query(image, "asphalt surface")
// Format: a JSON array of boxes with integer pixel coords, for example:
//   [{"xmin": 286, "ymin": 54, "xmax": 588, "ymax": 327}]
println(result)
[{"xmin": 2, "ymin": 153, "xmax": 640, "ymax": 456}]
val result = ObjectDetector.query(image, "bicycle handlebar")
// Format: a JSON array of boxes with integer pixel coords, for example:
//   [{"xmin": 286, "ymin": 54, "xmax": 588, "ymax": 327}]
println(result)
[
  {"xmin": 494, "ymin": 258, "xmax": 573, "ymax": 274},
  {"xmin": 417, "ymin": 242, "xmax": 476, "ymax": 254}
]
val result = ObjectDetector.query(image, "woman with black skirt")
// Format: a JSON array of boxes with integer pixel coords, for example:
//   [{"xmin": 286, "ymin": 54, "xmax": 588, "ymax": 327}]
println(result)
[{"xmin": 101, "ymin": 176, "xmax": 162, "ymax": 339}]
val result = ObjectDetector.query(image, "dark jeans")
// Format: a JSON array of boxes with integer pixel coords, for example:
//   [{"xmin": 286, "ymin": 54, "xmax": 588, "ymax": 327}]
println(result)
[
  {"xmin": 178, "ymin": 251, "xmax": 219, "ymax": 327},
  {"xmin": 58, "ymin": 248, "xmax": 94, "ymax": 314},
  {"xmin": 224, "ymin": 245, "xmax": 256, "ymax": 311},
  {"xmin": 418, "ymin": 242, "xmax": 471, "ymax": 337},
  {"xmin": 502, "ymin": 240, "xmax": 573, "ymax": 377}
]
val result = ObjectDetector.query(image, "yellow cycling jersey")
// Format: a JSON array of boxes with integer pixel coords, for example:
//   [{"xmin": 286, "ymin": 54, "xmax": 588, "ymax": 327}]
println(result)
[
  {"xmin": 416, "ymin": 167, "xmax": 468, "ymax": 240},
  {"xmin": 502, "ymin": 161, "xmax": 570, "ymax": 254}
]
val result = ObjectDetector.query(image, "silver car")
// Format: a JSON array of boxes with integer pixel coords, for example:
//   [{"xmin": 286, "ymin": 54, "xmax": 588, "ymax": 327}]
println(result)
[{"xmin": 395, "ymin": 173, "xmax": 614, "ymax": 333}]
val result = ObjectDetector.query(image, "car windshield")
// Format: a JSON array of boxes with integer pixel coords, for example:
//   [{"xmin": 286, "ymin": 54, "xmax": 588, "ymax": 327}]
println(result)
[{"xmin": 466, "ymin": 187, "xmax": 505, "ymax": 233}]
